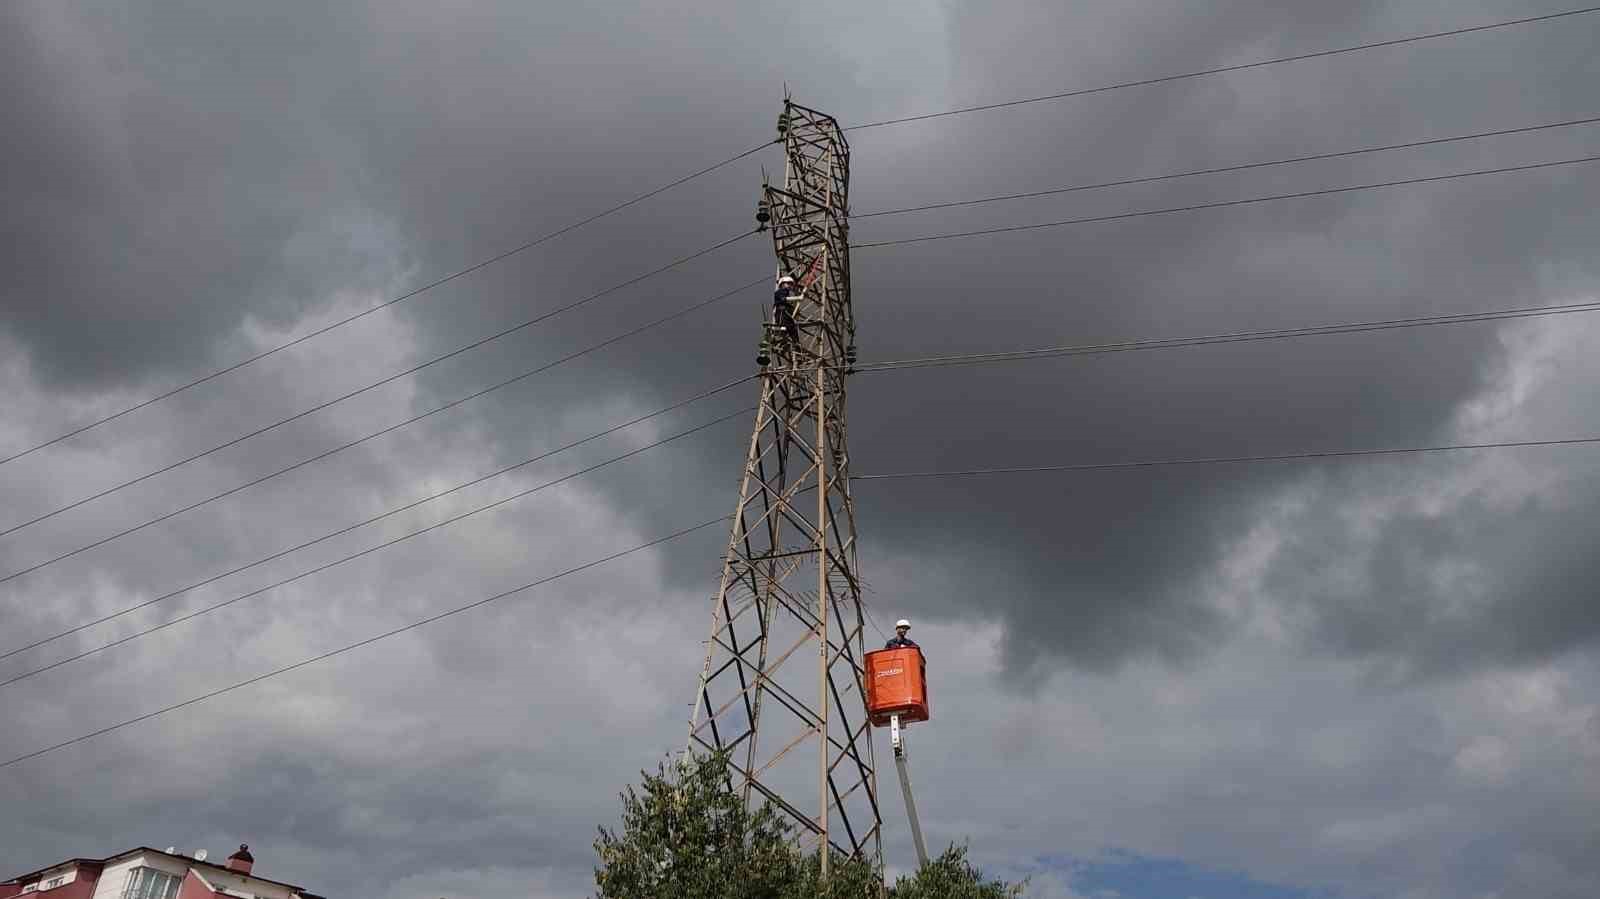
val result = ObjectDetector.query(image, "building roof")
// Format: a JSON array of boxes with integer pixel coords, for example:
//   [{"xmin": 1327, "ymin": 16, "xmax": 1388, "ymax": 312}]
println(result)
[
  {"xmin": 1, "ymin": 859, "xmax": 102, "ymax": 887},
  {"xmin": 119, "ymin": 848, "xmax": 305, "ymax": 893},
  {"xmin": 5, "ymin": 848, "xmax": 306, "ymax": 894}
]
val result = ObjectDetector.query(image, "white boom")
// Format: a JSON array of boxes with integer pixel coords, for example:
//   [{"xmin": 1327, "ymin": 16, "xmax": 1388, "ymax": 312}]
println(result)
[{"xmin": 890, "ymin": 713, "xmax": 929, "ymax": 868}]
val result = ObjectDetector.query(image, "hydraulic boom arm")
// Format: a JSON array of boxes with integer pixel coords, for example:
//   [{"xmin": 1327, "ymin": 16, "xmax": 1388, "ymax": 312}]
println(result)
[{"xmin": 891, "ymin": 713, "xmax": 929, "ymax": 868}]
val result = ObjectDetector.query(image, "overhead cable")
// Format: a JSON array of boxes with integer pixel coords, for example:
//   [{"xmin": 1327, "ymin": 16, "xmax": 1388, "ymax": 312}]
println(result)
[
  {"xmin": 13, "ymin": 431, "xmax": 1598, "ymax": 762},
  {"xmin": 0, "ymin": 373, "xmax": 757, "ymax": 662},
  {"xmin": 0, "ymin": 230, "xmax": 759, "ymax": 541},
  {"xmin": 0, "ymin": 406, "xmax": 751, "ymax": 690},
  {"xmin": 0, "ymin": 141, "xmax": 773, "ymax": 469},
  {"xmin": 856, "ymin": 299, "xmax": 1600, "ymax": 374},
  {"xmin": 854, "ymin": 154, "xmax": 1600, "ymax": 249},
  {"xmin": 844, "ymin": 7, "xmax": 1600, "ymax": 131},
  {"xmin": 0, "ymin": 279, "xmax": 763, "ymax": 586},
  {"xmin": 0, "ymin": 515, "xmax": 730, "ymax": 770},
  {"xmin": 853, "ymin": 115, "xmax": 1600, "ymax": 219},
  {"xmin": 10, "ymin": 5, "xmax": 1593, "ymax": 466},
  {"xmin": 28, "ymin": 292, "xmax": 1595, "ymax": 665},
  {"xmin": 852, "ymin": 436, "xmax": 1600, "ymax": 482}
]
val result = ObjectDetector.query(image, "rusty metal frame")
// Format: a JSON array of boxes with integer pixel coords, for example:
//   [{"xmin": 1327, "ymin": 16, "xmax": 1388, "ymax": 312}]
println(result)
[{"xmin": 685, "ymin": 97, "xmax": 879, "ymax": 880}]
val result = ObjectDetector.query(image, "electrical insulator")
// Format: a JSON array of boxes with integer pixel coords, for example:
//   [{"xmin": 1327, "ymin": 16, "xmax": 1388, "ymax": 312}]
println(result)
[{"xmin": 755, "ymin": 199, "xmax": 770, "ymax": 229}]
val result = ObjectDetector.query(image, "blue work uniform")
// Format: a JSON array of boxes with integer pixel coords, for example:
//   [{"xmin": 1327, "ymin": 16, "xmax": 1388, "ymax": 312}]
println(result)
[{"xmin": 884, "ymin": 635, "xmax": 919, "ymax": 650}]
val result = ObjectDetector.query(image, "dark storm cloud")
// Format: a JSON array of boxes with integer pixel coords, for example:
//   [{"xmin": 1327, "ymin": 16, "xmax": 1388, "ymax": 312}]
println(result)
[
  {"xmin": 1262, "ymin": 445, "xmax": 1600, "ymax": 675},
  {"xmin": 834, "ymin": 0, "xmax": 1600, "ymax": 675},
  {"xmin": 0, "ymin": 0, "xmax": 406, "ymax": 393},
  {"xmin": 5, "ymin": 1, "xmax": 1600, "ymax": 897}
]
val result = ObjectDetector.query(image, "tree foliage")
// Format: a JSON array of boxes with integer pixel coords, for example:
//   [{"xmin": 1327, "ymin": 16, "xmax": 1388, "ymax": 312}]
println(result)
[
  {"xmin": 594, "ymin": 751, "xmax": 1024, "ymax": 898},
  {"xmin": 887, "ymin": 845, "xmax": 1025, "ymax": 899}
]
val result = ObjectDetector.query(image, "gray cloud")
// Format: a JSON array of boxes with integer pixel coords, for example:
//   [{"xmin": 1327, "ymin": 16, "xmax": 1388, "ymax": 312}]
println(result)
[{"xmin": 4, "ymin": 1, "xmax": 1600, "ymax": 897}]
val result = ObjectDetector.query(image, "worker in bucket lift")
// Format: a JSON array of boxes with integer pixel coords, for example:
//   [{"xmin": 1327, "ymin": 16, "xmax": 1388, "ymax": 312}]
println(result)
[
  {"xmin": 884, "ymin": 618, "xmax": 919, "ymax": 650},
  {"xmin": 773, "ymin": 274, "xmax": 800, "ymax": 343}
]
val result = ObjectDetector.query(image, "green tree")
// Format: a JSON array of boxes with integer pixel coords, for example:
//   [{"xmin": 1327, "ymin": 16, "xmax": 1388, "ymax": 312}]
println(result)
[
  {"xmin": 887, "ymin": 845, "xmax": 1025, "ymax": 899},
  {"xmin": 594, "ymin": 751, "xmax": 1022, "ymax": 898},
  {"xmin": 593, "ymin": 750, "xmax": 809, "ymax": 898}
]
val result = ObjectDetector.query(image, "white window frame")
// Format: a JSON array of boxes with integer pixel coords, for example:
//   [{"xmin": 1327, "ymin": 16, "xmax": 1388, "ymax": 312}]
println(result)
[{"xmin": 121, "ymin": 867, "xmax": 180, "ymax": 899}]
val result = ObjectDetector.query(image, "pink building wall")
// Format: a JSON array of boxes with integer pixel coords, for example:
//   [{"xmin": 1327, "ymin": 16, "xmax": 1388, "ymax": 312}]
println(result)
[{"xmin": 174, "ymin": 870, "xmax": 217, "ymax": 899}]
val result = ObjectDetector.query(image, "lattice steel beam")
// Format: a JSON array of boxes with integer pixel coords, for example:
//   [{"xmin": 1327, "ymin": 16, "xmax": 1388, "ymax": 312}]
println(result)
[{"xmin": 686, "ymin": 98, "xmax": 878, "ymax": 881}]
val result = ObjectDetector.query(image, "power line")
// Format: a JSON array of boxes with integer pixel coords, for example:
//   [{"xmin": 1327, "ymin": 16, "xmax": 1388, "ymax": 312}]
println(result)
[
  {"xmin": 7, "ymin": 1, "xmax": 1584, "ymax": 485},
  {"xmin": 856, "ymin": 299, "xmax": 1600, "ymax": 374},
  {"xmin": 29, "ymin": 292, "xmax": 1584, "ymax": 685},
  {"xmin": 0, "ymin": 515, "xmax": 730, "ymax": 770},
  {"xmin": 6, "ymin": 4, "xmax": 1581, "ymax": 471},
  {"xmin": 8, "ymin": 4, "xmax": 1591, "ymax": 471},
  {"xmin": 0, "ymin": 142, "xmax": 773, "ymax": 470},
  {"xmin": 851, "ymin": 435, "xmax": 1600, "ymax": 482},
  {"xmin": 0, "ymin": 230, "xmax": 759, "ymax": 541},
  {"xmin": 853, "ymin": 115, "xmax": 1600, "ymax": 219},
  {"xmin": 0, "ymin": 406, "xmax": 751, "ymax": 690},
  {"xmin": 44, "ymin": 286, "xmax": 1586, "ymax": 676},
  {"xmin": 854, "ymin": 154, "xmax": 1600, "ymax": 249},
  {"xmin": 844, "ymin": 6, "xmax": 1600, "ymax": 132},
  {"xmin": 34, "ymin": 434, "xmax": 1580, "ymax": 763},
  {"xmin": 0, "ymin": 372, "xmax": 757, "ymax": 661},
  {"xmin": 0, "ymin": 279, "xmax": 763, "ymax": 586},
  {"xmin": 855, "ymin": 585, "xmax": 891, "ymax": 643},
  {"xmin": 30, "ymin": 441, "xmax": 1580, "ymax": 765}
]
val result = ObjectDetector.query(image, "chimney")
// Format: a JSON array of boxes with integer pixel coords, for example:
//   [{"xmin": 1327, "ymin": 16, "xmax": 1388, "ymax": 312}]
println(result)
[{"xmin": 225, "ymin": 845, "xmax": 254, "ymax": 875}]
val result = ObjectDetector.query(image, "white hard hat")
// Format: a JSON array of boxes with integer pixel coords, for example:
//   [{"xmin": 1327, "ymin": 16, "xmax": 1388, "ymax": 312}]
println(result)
[
  {"xmin": 778, "ymin": 274, "xmax": 795, "ymax": 283},
  {"xmin": 895, "ymin": 619, "xmax": 911, "ymax": 629}
]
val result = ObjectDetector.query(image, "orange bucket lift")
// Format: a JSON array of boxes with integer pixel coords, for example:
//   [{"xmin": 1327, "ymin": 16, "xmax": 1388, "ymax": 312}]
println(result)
[
  {"xmin": 865, "ymin": 647, "xmax": 929, "ymax": 724},
  {"xmin": 864, "ymin": 646, "xmax": 930, "ymax": 867}
]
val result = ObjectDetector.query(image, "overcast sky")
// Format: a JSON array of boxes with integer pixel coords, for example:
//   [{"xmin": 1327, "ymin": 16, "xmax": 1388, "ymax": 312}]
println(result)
[{"xmin": 3, "ymin": 2, "xmax": 1598, "ymax": 897}]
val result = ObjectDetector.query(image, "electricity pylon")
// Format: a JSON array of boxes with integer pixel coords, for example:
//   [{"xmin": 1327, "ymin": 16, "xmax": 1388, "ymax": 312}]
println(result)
[{"xmin": 687, "ymin": 98, "xmax": 879, "ymax": 880}]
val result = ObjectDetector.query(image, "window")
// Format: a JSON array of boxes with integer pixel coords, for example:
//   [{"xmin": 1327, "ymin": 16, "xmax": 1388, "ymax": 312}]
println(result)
[{"xmin": 122, "ymin": 868, "xmax": 180, "ymax": 899}]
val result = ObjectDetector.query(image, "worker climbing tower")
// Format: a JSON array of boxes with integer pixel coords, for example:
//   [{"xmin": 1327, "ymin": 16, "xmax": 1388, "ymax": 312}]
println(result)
[{"xmin": 687, "ymin": 98, "xmax": 879, "ymax": 879}]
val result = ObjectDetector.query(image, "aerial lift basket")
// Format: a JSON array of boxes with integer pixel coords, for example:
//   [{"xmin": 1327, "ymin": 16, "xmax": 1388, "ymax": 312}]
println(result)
[
  {"xmin": 863, "ymin": 646, "xmax": 930, "ymax": 867},
  {"xmin": 864, "ymin": 647, "xmax": 929, "ymax": 726}
]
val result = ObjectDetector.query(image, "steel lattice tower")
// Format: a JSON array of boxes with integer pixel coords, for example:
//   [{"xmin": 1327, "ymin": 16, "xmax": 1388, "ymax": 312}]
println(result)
[{"xmin": 687, "ymin": 99, "xmax": 879, "ymax": 878}]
